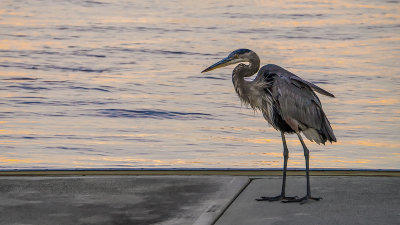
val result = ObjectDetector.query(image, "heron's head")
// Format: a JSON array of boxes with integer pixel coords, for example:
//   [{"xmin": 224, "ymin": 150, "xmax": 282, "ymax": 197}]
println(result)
[{"xmin": 201, "ymin": 49, "xmax": 254, "ymax": 73}]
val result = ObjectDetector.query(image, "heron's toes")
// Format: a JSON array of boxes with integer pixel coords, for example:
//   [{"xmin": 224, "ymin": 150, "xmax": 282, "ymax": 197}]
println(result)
[
  {"xmin": 256, "ymin": 195, "xmax": 298, "ymax": 202},
  {"xmin": 281, "ymin": 195, "xmax": 322, "ymax": 204},
  {"xmin": 283, "ymin": 196, "xmax": 298, "ymax": 200},
  {"xmin": 256, "ymin": 195, "xmax": 282, "ymax": 201},
  {"xmin": 310, "ymin": 196, "xmax": 322, "ymax": 201}
]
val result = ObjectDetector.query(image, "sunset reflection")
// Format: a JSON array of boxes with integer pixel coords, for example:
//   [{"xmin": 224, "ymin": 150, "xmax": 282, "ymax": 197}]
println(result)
[{"xmin": 0, "ymin": 0, "xmax": 399, "ymax": 170}]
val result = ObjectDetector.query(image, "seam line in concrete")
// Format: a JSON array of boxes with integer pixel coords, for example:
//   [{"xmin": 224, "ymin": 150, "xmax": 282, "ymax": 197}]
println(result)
[{"xmin": 211, "ymin": 178, "xmax": 253, "ymax": 225}]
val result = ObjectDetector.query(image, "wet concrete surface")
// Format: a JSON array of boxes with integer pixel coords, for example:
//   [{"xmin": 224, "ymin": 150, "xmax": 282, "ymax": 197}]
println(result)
[
  {"xmin": 0, "ymin": 176, "xmax": 248, "ymax": 225},
  {"xmin": 215, "ymin": 176, "xmax": 400, "ymax": 225}
]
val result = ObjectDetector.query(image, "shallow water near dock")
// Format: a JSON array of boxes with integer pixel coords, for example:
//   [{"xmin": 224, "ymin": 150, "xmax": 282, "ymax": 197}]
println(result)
[{"xmin": 0, "ymin": 0, "xmax": 399, "ymax": 169}]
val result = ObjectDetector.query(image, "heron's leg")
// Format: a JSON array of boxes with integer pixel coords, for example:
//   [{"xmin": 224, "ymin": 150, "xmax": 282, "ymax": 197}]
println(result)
[
  {"xmin": 282, "ymin": 133, "xmax": 321, "ymax": 204},
  {"xmin": 281, "ymin": 131, "xmax": 289, "ymax": 197},
  {"xmin": 256, "ymin": 132, "xmax": 296, "ymax": 201}
]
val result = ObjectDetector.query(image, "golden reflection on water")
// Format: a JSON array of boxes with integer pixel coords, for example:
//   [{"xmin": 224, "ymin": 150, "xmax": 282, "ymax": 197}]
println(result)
[
  {"xmin": 0, "ymin": 40, "xmax": 36, "ymax": 50},
  {"xmin": 0, "ymin": 157, "xmax": 42, "ymax": 164},
  {"xmin": 344, "ymin": 98, "xmax": 399, "ymax": 105},
  {"xmin": 0, "ymin": 0, "xmax": 399, "ymax": 169},
  {"xmin": 345, "ymin": 140, "xmax": 400, "ymax": 149}
]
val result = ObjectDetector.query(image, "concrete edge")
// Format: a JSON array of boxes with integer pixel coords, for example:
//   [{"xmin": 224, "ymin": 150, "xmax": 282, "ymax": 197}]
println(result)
[
  {"xmin": 193, "ymin": 177, "xmax": 251, "ymax": 225},
  {"xmin": 0, "ymin": 170, "xmax": 399, "ymax": 176}
]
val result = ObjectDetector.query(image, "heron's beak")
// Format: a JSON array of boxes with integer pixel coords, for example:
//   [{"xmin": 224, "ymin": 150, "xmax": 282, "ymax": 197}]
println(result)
[{"xmin": 201, "ymin": 57, "xmax": 235, "ymax": 73}]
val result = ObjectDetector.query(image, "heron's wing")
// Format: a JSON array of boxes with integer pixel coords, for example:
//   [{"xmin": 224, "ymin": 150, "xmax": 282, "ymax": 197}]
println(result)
[
  {"xmin": 257, "ymin": 64, "xmax": 335, "ymax": 98},
  {"xmin": 258, "ymin": 64, "xmax": 336, "ymax": 143},
  {"xmin": 290, "ymin": 76, "xmax": 335, "ymax": 98},
  {"xmin": 272, "ymin": 75, "xmax": 323, "ymax": 129}
]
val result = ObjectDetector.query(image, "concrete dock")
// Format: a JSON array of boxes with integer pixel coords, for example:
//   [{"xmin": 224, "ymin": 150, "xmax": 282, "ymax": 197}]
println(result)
[
  {"xmin": 0, "ymin": 170, "xmax": 399, "ymax": 225},
  {"xmin": 216, "ymin": 176, "xmax": 400, "ymax": 225}
]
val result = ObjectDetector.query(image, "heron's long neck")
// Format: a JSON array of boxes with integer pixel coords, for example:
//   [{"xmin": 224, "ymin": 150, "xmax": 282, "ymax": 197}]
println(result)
[{"xmin": 232, "ymin": 56, "xmax": 261, "ymax": 109}]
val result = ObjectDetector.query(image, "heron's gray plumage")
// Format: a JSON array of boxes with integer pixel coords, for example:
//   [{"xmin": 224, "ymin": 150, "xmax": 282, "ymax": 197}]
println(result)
[
  {"xmin": 202, "ymin": 48, "xmax": 336, "ymax": 203},
  {"xmin": 226, "ymin": 52, "xmax": 336, "ymax": 144},
  {"xmin": 261, "ymin": 64, "xmax": 336, "ymax": 144}
]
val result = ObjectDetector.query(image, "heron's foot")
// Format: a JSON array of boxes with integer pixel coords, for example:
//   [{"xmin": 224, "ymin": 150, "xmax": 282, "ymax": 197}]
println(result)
[
  {"xmin": 281, "ymin": 195, "xmax": 322, "ymax": 204},
  {"xmin": 255, "ymin": 194, "xmax": 297, "ymax": 202}
]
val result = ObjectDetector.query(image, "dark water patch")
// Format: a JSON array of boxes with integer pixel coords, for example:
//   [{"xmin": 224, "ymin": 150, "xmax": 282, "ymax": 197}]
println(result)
[
  {"xmin": 119, "ymin": 61, "xmax": 137, "ymax": 65},
  {"xmin": 288, "ymin": 13, "xmax": 324, "ymax": 18},
  {"xmin": 2, "ymin": 77, "xmax": 38, "ymax": 81},
  {"xmin": 135, "ymin": 26, "xmax": 192, "ymax": 34},
  {"xmin": 55, "ymin": 24, "xmax": 119, "ymax": 32},
  {"xmin": 223, "ymin": 12, "xmax": 324, "ymax": 19},
  {"xmin": 56, "ymin": 26, "xmax": 69, "ymax": 30},
  {"xmin": 83, "ymin": 54, "xmax": 106, "ymax": 58},
  {"xmin": 277, "ymin": 34, "xmax": 358, "ymax": 41},
  {"xmin": 240, "ymin": 28, "xmax": 278, "ymax": 34},
  {"xmin": 74, "ymin": 100, "xmax": 116, "ymax": 105},
  {"xmin": 6, "ymin": 85, "xmax": 49, "ymax": 91},
  {"xmin": 12, "ymin": 100, "xmax": 70, "ymax": 106},
  {"xmin": 95, "ymin": 109, "xmax": 213, "ymax": 120},
  {"xmin": 83, "ymin": 26, "xmax": 121, "ymax": 32},
  {"xmin": 156, "ymin": 50, "xmax": 192, "ymax": 55},
  {"xmin": 52, "ymin": 83, "xmax": 113, "ymax": 95},
  {"xmin": 52, "ymin": 37, "xmax": 69, "ymax": 40},
  {"xmin": 32, "ymin": 112, "xmax": 67, "ymax": 117},
  {"xmin": 33, "ymin": 50, "xmax": 60, "ymax": 56},
  {"xmin": 0, "ymin": 135, "xmax": 13, "ymax": 139},
  {"xmin": 42, "ymin": 80, "xmax": 74, "ymax": 85},
  {"xmin": 280, "ymin": 35, "xmax": 324, "ymax": 40},
  {"xmin": 53, "ymin": 135, "xmax": 88, "ymax": 140},
  {"xmin": 45, "ymin": 65, "xmax": 110, "ymax": 73},
  {"xmin": 1, "ymin": 49, "xmax": 102, "ymax": 58},
  {"xmin": 0, "ymin": 63, "xmax": 40, "ymax": 70},
  {"xmin": 46, "ymin": 146, "xmax": 94, "ymax": 151},
  {"xmin": 363, "ymin": 24, "xmax": 400, "ymax": 31},
  {"xmin": 0, "ymin": 112, "xmax": 16, "ymax": 118},
  {"xmin": 202, "ymin": 76, "xmax": 227, "ymax": 80},
  {"xmin": 223, "ymin": 12, "xmax": 248, "ymax": 19},
  {"xmin": 124, "ymin": 138, "xmax": 162, "ymax": 142},
  {"xmin": 173, "ymin": 28, "xmax": 191, "ymax": 32},
  {"xmin": 293, "ymin": 26, "xmax": 317, "ymax": 32},
  {"xmin": 99, "ymin": 85, "xmax": 114, "ymax": 89},
  {"xmin": 84, "ymin": 0, "xmax": 107, "ymax": 5},
  {"xmin": 69, "ymin": 86, "xmax": 111, "ymax": 92},
  {"xmin": 3, "ymin": 34, "xmax": 28, "ymax": 38},
  {"xmin": 9, "ymin": 96, "xmax": 46, "ymax": 99},
  {"xmin": 0, "ymin": 50, "xmax": 64, "ymax": 57},
  {"xmin": 0, "ymin": 145, "xmax": 16, "ymax": 149},
  {"xmin": 72, "ymin": 49, "xmax": 107, "ymax": 58},
  {"xmin": 11, "ymin": 98, "xmax": 118, "ymax": 107},
  {"xmin": 22, "ymin": 136, "xmax": 36, "ymax": 139},
  {"xmin": 12, "ymin": 135, "xmax": 57, "ymax": 140},
  {"xmin": 0, "ymin": 63, "xmax": 110, "ymax": 73},
  {"xmin": 0, "ymin": 60, "xmax": 110, "ymax": 73},
  {"xmin": 136, "ymin": 26, "xmax": 170, "ymax": 32},
  {"xmin": 109, "ymin": 47, "xmax": 216, "ymax": 56},
  {"xmin": 188, "ymin": 75, "xmax": 228, "ymax": 80},
  {"xmin": 16, "ymin": 101, "xmax": 44, "ymax": 105}
]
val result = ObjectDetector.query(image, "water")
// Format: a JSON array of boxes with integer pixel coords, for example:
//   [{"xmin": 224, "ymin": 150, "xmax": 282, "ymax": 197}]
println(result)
[{"xmin": 0, "ymin": 0, "xmax": 399, "ymax": 169}]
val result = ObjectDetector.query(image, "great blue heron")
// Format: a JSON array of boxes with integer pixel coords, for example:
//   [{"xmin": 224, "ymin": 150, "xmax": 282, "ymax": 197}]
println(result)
[{"xmin": 202, "ymin": 49, "xmax": 336, "ymax": 203}]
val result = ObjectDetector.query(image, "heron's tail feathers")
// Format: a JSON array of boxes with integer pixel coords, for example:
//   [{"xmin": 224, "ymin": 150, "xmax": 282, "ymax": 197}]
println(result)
[
  {"xmin": 322, "ymin": 116, "xmax": 337, "ymax": 143},
  {"xmin": 303, "ymin": 117, "xmax": 336, "ymax": 145},
  {"xmin": 303, "ymin": 129, "xmax": 323, "ymax": 144}
]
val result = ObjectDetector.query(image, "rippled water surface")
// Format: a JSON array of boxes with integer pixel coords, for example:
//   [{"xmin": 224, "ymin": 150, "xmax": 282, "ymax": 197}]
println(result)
[{"xmin": 1, "ymin": 0, "xmax": 399, "ymax": 169}]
